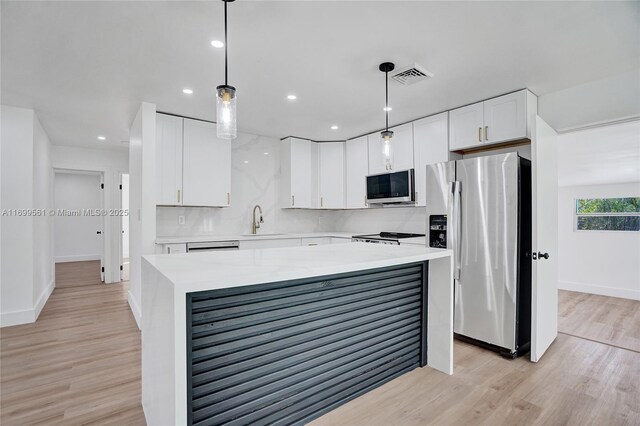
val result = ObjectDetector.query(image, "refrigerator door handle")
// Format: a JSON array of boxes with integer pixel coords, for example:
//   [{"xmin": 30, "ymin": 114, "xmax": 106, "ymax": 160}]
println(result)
[{"xmin": 448, "ymin": 181, "xmax": 462, "ymax": 281}]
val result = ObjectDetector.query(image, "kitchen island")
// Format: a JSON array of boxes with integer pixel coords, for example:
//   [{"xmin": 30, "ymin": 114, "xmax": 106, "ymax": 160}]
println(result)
[{"xmin": 141, "ymin": 243, "xmax": 453, "ymax": 426}]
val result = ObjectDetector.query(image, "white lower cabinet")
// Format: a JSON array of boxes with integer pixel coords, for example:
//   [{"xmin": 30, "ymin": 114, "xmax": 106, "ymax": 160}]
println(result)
[
  {"xmin": 239, "ymin": 239, "xmax": 302, "ymax": 250},
  {"xmin": 345, "ymin": 136, "xmax": 369, "ymax": 208},
  {"xmin": 301, "ymin": 237, "xmax": 332, "ymax": 246},
  {"xmin": 157, "ymin": 243, "xmax": 187, "ymax": 254}
]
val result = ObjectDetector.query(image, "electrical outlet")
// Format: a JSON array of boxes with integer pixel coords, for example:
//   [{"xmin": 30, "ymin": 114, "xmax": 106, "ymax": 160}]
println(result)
[{"xmin": 178, "ymin": 215, "xmax": 185, "ymax": 225}]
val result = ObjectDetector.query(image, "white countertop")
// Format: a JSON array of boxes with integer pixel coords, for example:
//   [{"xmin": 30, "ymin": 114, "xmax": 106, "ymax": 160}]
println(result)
[
  {"xmin": 143, "ymin": 242, "xmax": 450, "ymax": 294},
  {"xmin": 155, "ymin": 231, "xmax": 357, "ymax": 244}
]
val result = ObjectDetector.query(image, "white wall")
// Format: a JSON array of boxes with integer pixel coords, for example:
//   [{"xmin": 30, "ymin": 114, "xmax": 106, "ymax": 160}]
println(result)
[
  {"xmin": 53, "ymin": 172, "xmax": 102, "ymax": 262},
  {"xmin": 51, "ymin": 145, "xmax": 128, "ymax": 282},
  {"xmin": 156, "ymin": 132, "xmax": 334, "ymax": 238},
  {"xmin": 128, "ymin": 102, "xmax": 156, "ymax": 328},
  {"xmin": 1, "ymin": 105, "xmax": 54, "ymax": 327},
  {"xmin": 558, "ymin": 183, "xmax": 640, "ymax": 300}
]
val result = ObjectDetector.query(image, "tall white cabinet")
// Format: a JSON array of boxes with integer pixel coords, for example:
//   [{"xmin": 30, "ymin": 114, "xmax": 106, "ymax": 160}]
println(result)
[
  {"xmin": 155, "ymin": 113, "xmax": 231, "ymax": 207},
  {"xmin": 367, "ymin": 122, "xmax": 414, "ymax": 174},
  {"xmin": 318, "ymin": 142, "xmax": 345, "ymax": 209},
  {"xmin": 345, "ymin": 136, "xmax": 369, "ymax": 208},
  {"xmin": 156, "ymin": 114, "xmax": 183, "ymax": 205},
  {"xmin": 182, "ymin": 118, "xmax": 231, "ymax": 207},
  {"xmin": 280, "ymin": 137, "xmax": 318, "ymax": 209},
  {"xmin": 412, "ymin": 112, "xmax": 456, "ymax": 206}
]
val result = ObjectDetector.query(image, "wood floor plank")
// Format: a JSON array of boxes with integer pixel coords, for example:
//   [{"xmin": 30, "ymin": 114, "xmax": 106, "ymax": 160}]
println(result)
[{"xmin": 2, "ymin": 263, "xmax": 638, "ymax": 426}]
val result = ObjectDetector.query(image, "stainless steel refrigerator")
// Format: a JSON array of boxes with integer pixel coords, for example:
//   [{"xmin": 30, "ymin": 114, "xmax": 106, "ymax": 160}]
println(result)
[{"xmin": 425, "ymin": 153, "xmax": 532, "ymax": 358}]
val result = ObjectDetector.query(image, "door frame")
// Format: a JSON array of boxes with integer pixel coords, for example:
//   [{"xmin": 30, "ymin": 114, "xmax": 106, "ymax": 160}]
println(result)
[{"xmin": 52, "ymin": 168, "xmax": 106, "ymax": 281}]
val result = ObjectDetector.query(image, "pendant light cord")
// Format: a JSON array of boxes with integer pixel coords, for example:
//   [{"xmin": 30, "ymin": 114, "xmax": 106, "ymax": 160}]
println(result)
[
  {"xmin": 385, "ymin": 71, "xmax": 389, "ymax": 131},
  {"xmin": 224, "ymin": 0, "xmax": 228, "ymax": 86}
]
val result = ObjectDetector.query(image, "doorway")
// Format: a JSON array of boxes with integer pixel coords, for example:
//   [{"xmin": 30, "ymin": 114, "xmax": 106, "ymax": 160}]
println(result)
[{"xmin": 53, "ymin": 170, "xmax": 105, "ymax": 284}]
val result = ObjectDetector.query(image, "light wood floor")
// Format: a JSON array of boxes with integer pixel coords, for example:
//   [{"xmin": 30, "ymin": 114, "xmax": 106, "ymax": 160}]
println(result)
[
  {"xmin": 1, "ymin": 262, "xmax": 638, "ymax": 425},
  {"xmin": 0, "ymin": 261, "xmax": 144, "ymax": 425}
]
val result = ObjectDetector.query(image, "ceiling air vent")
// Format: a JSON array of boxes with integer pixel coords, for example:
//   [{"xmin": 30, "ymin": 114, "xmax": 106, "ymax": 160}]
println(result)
[{"xmin": 391, "ymin": 63, "xmax": 434, "ymax": 85}]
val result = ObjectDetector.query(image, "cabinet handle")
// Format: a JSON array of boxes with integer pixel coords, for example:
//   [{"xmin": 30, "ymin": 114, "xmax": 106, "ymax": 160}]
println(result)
[
  {"xmin": 177, "ymin": 189, "xmax": 181, "ymax": 203},
  {"xmin": 321, "ymin": 197, "xmax": 324, "ymax": 208},
  {"xmin": 478, "ymin": 127, "xmax": 482, "ymax": 142},
  {"xmin": 168, "ymin": 246, "xmax": 171, "ymax": 254},
  {"xmin": 484, "ymin": 126, "xmax": 488, "ymax": 141},
  {"xmin": 415, "ymin": 192, "xmax": 418, "ymax": 202},
  {"xmin": 227, "ymin": 192, "xmax": 230, "ymax": 205},
  {"xmin": 292, "ymin": 195, "xmax": 295, "ymax": 207}
]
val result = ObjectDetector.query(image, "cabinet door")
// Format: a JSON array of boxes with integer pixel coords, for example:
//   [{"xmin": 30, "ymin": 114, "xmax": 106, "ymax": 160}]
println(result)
[
  {"xmin": 413, "ymin": 112, "xmax": 449, "ymax": 206},
  {"xmin": 319, "ymin": 142, "xmax": 345, "ymax": 209},
  {"xmin": 164, "ymin": 243, "xmax": 187, "ymax": 254},
  {"xmin": 345, "ymin": 136, "xmax": 369, "ymax": 208},
  {"xmin": 182, "ymin": 118, "xmax": 231, "ymax": 207},
  {"xmin": 281, "ymin": 138, "xmax": 318, "ymax": 209},
  {"xmin": 389, "ymin": 123, "xmax": 414, "ymax": 171},
  {"xmin": 449, "ymin": 102, "xmax": 484, "ymax": 151},
  {"xmin": 155, "ymin": 113, "xmax": 183, "ymax": 205},
  {"xmin": 367, "ymin": 132, "xmax": 385, "ymax": 175},
  {"xmin": 483, "ymin": 90, "xmax": 527, "ymax": 144}
]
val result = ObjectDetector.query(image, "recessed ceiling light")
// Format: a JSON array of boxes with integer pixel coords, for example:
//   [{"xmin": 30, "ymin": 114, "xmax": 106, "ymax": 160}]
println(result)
[
  {"xmin": 287, "ymin": 94, "xmax": 297, "ymax": 100},
  {"xmin": 97, "ymin": 136, "xmax": 106, "ymax": 140},
  {"xmin": 243, "ymin": 160, "xmax": 249, "ymax": 164},
  {"xmin": 263, "ymin": 152, "xmax": 269, "ymax": 155},
  {"xmin": 210, "ymin": 40, "xmax": 224, "ymax": 48},
  {"xmin": 182, "ymin": 88, "xmax": 193, "ymax": 94},
  {"xmin": 331, "ymin": 125, "xmax": 339, "ymax": 130},
  {"xmin": 383, "ymin": 106, "xmax": 392, "ymax": 111}
]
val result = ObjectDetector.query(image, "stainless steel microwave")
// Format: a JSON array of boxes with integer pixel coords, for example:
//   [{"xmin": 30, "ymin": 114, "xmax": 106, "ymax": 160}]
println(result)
[{"xmin": 366, "ymin": 169, "xmax": 415, "ymax": 205}]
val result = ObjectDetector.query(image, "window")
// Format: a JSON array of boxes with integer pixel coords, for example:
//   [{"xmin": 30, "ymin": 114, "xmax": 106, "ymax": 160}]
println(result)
[{"xmin": 575, "ymin": 197, "xmax": 640, "ymax": 231}]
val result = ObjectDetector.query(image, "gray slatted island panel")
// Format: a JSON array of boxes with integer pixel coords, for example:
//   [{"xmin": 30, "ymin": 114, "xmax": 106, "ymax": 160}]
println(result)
[{"xmin": 186, "ymin": 261, "xmax": 428, "ymax": 426}]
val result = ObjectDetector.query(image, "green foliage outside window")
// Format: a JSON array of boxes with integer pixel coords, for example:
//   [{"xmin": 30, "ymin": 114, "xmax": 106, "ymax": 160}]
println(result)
[{"xmin": 575, "ymin": 197, "xmax": 640, "ymax": 231}]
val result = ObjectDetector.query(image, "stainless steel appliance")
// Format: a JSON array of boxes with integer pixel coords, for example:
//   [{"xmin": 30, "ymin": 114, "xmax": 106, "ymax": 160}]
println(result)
[
  {"xmin": 366, "ymin": 170, "xmax": 415, "ymax": 205},
  {"xmin": 186, "ymin": 241, "xmax": 240, "ymax": 252},
  {"xmin": 425, "ymin": 153, "xmax": 531, "ymax": 358},
  {"xmin": 352, "ymin": 231, "xmax": 425, "ymax": 245}
]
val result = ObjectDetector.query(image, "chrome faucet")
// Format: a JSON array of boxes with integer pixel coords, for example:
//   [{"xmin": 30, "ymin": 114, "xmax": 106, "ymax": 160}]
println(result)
[{"xmin": 252, "ymin": 205, "xmax": 264, "ymax": 234}]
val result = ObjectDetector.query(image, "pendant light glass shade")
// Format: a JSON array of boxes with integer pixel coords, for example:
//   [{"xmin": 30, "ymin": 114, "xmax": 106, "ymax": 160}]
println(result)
[
  {"xmin": 216, "ymin": 85, "xmax": 237, "ymax": 139},
  {"xmin": 381, "ymin": 130, "xmax": 394, "ymax": 170}
]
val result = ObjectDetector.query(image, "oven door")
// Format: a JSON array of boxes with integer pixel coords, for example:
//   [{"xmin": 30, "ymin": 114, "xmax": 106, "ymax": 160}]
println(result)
[{"xmin": 366, "ymin": 169, "xmax": 415, "ymax": 204}]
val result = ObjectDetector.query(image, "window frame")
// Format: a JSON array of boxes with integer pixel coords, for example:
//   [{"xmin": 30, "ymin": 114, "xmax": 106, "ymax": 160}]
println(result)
[{"xmin": 574, "ymin": 197, "xmax": 640, "ymax": 232}]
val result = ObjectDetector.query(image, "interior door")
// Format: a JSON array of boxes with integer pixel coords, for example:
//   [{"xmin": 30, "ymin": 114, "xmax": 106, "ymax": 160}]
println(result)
[
  {"xmin": 530, "ymin": 116, "xmax": 559, "ymax": 362},
  {"xmin": 182, "ymin": 118, "xmax": 231, "ymax": 207}
]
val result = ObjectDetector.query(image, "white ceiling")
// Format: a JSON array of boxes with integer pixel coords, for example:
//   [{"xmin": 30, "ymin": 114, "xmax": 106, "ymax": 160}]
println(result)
[
  {"xmin": 558, "ymin": 120, "xmax": 640, "ymax": 187},
  {"xmin": 2, "ymin": 1, "xmax": 639, "ymax": 151}
]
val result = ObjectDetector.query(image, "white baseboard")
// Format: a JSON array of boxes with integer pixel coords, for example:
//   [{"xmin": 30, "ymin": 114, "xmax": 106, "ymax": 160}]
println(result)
[
  {"xmin": 55, "ymin": 254, "xmax": 101, "ymax": 263},
  {"xmin": 128, "ymin": 290, "xmax": 142, "ymax": 330},
  {"xmin": 1, "ymin": 280, "xmax": 55, "ymax": 327},
  {"xmin": 559, "ymin": 280, "xmax": 640, "ymax": 301},
  {"xmin": 0, "ymin": 309, "xmax": 35, "ymax": 328},
  {"xmin": 34, "ymin": 280, "xmax": 55, "ymax": 319}
]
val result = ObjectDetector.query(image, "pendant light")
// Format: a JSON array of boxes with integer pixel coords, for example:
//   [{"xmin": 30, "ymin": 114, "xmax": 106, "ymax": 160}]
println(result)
[
  {"xmin": 379, "ymin": 62, "xmax": 395, "ymax": 170},
  {"xmin": 216, "ymin": 0, "xmax": 237, "ymax": 139}
]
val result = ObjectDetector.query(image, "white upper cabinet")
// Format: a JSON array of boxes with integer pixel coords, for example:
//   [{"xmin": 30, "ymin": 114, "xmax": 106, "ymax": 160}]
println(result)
[
  {"xmin": 318, "ymin": 142, "xmax": 345, "ymax": 209},
  {"xmin": 280, "ymin": 137, "xmax": 318, "ymax": 208},
  {"xmin": 368, "ymin": 123, "xmax": 414, "ymax": 174},
  {"xmin": 483, "ymin": 90, "xmax": 527, "ymax": 144},
  {"xmin": 345, "ymin": 136, "xmax": 369, "ymax": 208},
  {"xmin": 449, "ymin": 102, "xmax": 484, "ymax": 151},
  {"xmin": 155, "ymin": 113, "xmax": 183, "ymax": 205},
  {"xmin": 450, "ymin": 90, "xmax": 536, "ymax": 151},
  {"xmin": 182, "ymin": 118, "xmax": 231, "ymax": 207},
  {"xmin": 413, "ymin": 112, "xmax": 450, "ymax": 207}
]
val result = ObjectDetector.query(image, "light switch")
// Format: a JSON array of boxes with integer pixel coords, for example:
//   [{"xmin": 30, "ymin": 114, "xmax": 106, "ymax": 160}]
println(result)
[{"xmin": 178, "ymin": 215, "xmax": 185, "ymax": 225}]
